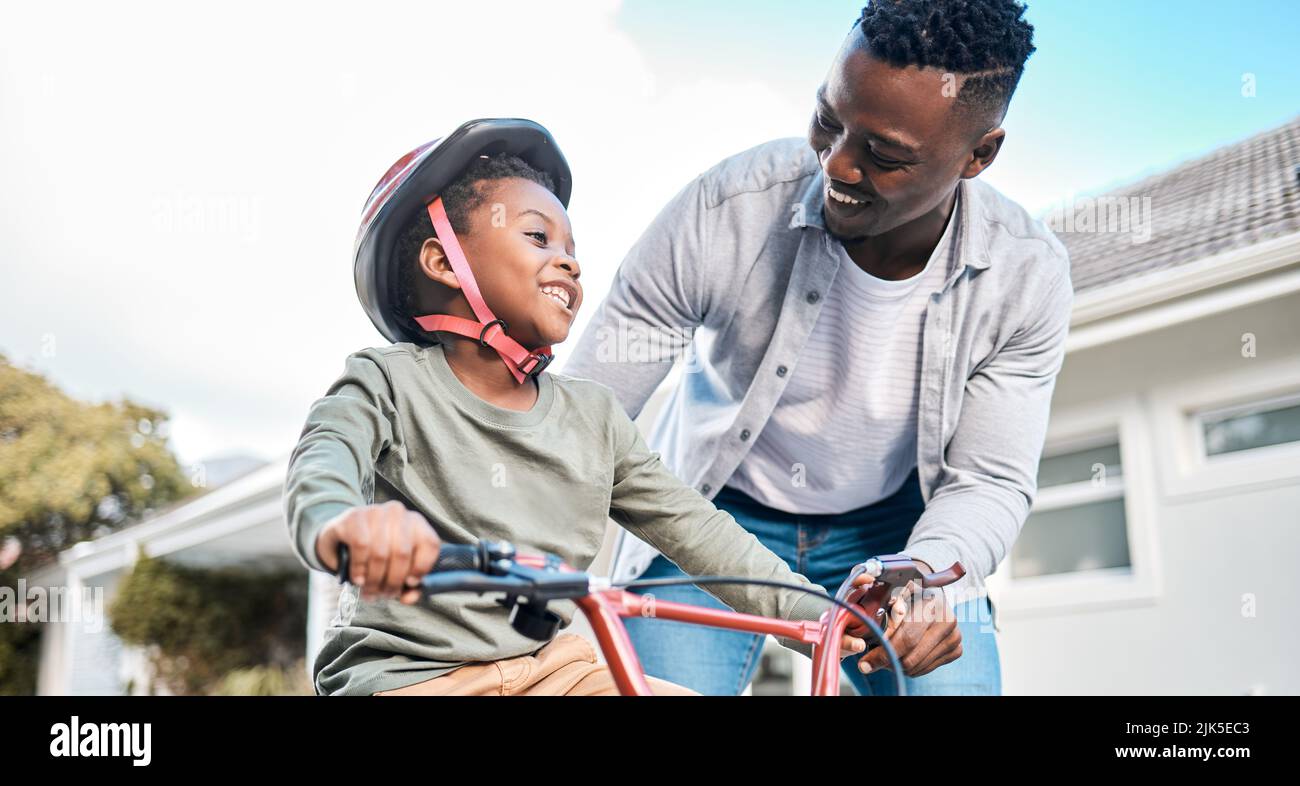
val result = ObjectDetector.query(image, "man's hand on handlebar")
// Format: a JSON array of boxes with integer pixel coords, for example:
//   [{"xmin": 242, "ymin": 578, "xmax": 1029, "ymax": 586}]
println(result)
[
  {"xmin": 315, "ymin": 501, "xmax": 442, "ymax": 604},
  {"xmin": 838, "ymin": 633, "xmax": 869, "ymax": 660},
  {"xmin": 851, "ymin": 560, "xmax": 963, "ymax": 678}
]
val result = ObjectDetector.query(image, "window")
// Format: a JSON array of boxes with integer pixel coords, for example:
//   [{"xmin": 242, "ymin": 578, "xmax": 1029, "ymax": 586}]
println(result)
[
  {"xmin": 1198, "ymin": 393, "xmax": 1300, "ymax": 458},
  {"xmin": 991, "ymin": 399, "xmax": 1161, "ymax": 613},
  {"xmin": 1150, "ymin": 360, "xmax": 1300, "ymax": 499},
  {"xmin": 1011, "ymin": 439, "xmax": 1132, "ymax": 579}
]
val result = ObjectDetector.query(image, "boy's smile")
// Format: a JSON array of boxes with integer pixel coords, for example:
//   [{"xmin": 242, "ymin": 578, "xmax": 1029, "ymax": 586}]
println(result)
[{"xmin": 539, "ymin": 280, "xmax": 576, "ymax": 313}]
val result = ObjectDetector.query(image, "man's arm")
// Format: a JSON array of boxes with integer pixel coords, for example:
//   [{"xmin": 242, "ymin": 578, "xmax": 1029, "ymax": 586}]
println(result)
[
  {"xmin": 562, "ymin": 175, "xmax": 713, "ymax": 419},
  {"xmin": 603, "ymin": 391, "xmax": 831, "ymax": 655},
  {"xmin": 903, "ymin": 262, "xmax": 1075, "ymax": 589},
  {"xmin": 283, "ymin": 350, "xmax": 397, "ymax": 573}
]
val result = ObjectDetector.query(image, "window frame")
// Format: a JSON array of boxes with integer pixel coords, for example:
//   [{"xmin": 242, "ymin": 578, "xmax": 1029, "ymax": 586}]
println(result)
[
  {"xmin": 986, "ymin": 395, "xmax": 1163, "ymax": 617},
  {"xmin": 1196, "ymin": 390, "xmax": 1300, "ymax": 459},
  {"xmin": 1151, "ymin": 355, "xmax": 1300, "ymax": 500}
]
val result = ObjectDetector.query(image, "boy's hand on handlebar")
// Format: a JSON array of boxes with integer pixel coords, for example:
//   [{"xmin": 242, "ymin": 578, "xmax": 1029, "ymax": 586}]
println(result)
[
  {"xmin": 315, "ymin": 501, "xmax": 442, "ymax": 604},
  {"xmin": 852, "ymin": 565, "xmax": 963, "ymax": 678}
]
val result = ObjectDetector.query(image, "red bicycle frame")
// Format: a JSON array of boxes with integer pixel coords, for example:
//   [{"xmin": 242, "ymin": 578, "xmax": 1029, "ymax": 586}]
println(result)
[
  {"xmin": 576, "ymin": 588, "xmax": 830, "ymax": 695},
  {"xmin": 515, "ymin": 552, "xmax": 964, "ymax": 696}
]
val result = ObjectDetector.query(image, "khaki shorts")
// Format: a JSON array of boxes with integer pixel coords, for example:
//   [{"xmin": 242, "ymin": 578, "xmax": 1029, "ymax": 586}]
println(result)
[{"xmin": 373, "ymin": 633, "xmax": 699, "ymax": 696}]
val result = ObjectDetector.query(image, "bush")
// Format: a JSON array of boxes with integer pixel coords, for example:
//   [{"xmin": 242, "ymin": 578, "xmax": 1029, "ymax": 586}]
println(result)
[
  {"xmin": 0, "ymin": 586, "xmax": 41, "ymax": 696},
  {"xmin": 210, "ymin": 662, "xmax": 314, "ymax": 696},
  {"xmin": 109, "ymin": 554, "xmax": 307, "ymax": 695}
]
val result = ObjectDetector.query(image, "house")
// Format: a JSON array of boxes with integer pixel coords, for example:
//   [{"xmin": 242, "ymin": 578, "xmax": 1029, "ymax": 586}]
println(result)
[
  {"xmin": 985, "ymin": 115, "xmax": 1300, "ymax": 695},
  {"xmin": 31, "ymin": 458, "xmax": 302, "ymax": 695},
  {"xmin": 31, "ymin": 116, "xmax": 1300, "ymax": 696}
]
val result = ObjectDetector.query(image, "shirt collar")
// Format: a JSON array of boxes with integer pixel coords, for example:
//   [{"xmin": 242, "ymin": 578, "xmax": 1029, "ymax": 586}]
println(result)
[{"xmin": 796, "ymin": 169, "xmax": 828, "ymax": 232}]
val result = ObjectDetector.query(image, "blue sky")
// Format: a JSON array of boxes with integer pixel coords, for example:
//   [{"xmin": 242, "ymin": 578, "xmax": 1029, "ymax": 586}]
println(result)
[
  {"xmin": 619, "ymin": 0, "xmax": 1300, "ymax": 208},
  {"xmin": 2, "ymin": 0, "xmax": 1296, "ymax": 465}
]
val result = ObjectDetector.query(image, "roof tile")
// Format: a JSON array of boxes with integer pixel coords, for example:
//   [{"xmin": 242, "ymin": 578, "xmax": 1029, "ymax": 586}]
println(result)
[{"xmin": 1049, "ymin": 116, "xmax": 1300, "ymax": 291}]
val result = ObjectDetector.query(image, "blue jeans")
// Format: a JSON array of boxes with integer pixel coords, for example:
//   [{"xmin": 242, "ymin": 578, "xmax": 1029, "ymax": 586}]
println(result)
[{"xmin": 623, "ymin": 470, "xmax": 1002, "ymax": 696}]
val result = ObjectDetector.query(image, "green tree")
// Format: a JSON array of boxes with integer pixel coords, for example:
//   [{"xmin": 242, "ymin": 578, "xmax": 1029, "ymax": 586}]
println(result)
[
  {"xmin": 110, "ymin": 554, "xmax": 308, "ymax": 695},
  {"xmin": 0, "ymin": 354, "xmax": 195, "ymax": 694}
]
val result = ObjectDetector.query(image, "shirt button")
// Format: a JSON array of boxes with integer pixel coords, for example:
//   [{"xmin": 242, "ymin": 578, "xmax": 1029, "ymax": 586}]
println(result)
[
  {"xmin": 776, "ymin": 365, "xmax": 788, "ymax": 377},
  {"xmin": 702, "ymin": 483, "xmax": 712, "ymax": 494},
  {"xmin": 806, "ymin": 291, "xmax": 821, "ymax": 304},
  {"xmin": 740, "ymin": 429, "xmax": 751, "ymax": 441}
]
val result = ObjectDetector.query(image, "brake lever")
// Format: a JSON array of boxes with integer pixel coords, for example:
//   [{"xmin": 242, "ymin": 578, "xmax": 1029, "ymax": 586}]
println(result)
[
  {"xmin": 866, "ymin": 554, "xmax": 966, "ymax": 592},
  {"xmin": 850, "ymin": 556, "xmax": 965, "ymax": 649}
]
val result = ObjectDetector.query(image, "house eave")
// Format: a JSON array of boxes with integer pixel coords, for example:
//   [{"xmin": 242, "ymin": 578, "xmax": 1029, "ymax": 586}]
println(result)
[
  {"xmin": 1066, "ymin": 231, "xmax": 1300, "ymax": 353},
  {"xmin": 57, "ymin": 456, "xmax": 290, "ymax": 579}
]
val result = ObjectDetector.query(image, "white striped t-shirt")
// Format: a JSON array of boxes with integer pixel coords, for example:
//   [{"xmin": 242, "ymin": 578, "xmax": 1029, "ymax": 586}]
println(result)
[{"xmin": 726, "ymin": 201, "xmax": 958, "ymax": 515}]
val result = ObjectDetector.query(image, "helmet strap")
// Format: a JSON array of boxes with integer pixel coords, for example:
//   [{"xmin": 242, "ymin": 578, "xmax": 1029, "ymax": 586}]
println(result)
[{"xmin": 412, "ymin": 198, "xmax": 553, "ymax": 384}]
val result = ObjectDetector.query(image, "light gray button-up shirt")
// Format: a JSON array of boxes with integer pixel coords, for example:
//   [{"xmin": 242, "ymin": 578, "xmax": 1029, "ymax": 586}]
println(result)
[{"xmin": 562, "ymin": 137, "xmax": 1074, "ymax": 600}]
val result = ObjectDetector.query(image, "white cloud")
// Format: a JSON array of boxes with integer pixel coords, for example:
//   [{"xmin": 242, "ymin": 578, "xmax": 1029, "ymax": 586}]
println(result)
[{"xmin": 0, "ymin": 0, "xmax": 808, "ymax": 464}]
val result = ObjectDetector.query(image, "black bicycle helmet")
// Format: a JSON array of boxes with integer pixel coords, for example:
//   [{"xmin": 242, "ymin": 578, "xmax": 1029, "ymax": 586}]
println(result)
[{"xmin": 353, "ymin": 118, "xmax": 573, "ymax": 346}]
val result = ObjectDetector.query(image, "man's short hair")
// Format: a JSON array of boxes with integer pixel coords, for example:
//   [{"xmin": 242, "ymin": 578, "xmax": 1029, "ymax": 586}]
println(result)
[{"xmin": 854, "ymin": 0, "xmax": 1037, "ymax": 121}]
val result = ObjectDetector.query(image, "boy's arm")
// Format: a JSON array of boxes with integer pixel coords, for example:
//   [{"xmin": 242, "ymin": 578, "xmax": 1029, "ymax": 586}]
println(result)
[
  {"xmin": 284, "ymin": 350, "xmax": 398, "ymax": 573},
  {"xmin": 605, "ymin": 394, "xmax": 832, "ymax": 656}
]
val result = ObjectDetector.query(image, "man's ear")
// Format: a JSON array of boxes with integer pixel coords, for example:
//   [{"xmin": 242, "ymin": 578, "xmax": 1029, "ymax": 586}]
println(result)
[
  {"xmin": 418, "ymin": 237, "xmax": 462, "ymax": 290},
  {"xmin": 961, "ymin": 126, "xmax": 1005, "ymax": 179}
]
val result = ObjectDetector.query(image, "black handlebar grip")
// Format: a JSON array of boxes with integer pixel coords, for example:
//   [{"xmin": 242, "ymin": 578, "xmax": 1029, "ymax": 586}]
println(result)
[
  {"xmin": 335, "ymin": 542, "xmax": 483, "ymax": 585},
  {"xmin": 336, "ymin": 543, "xmax": 351, "ymax": 585},
  {"xmin": 432, "ymin": 543, "xmax": 482, "ymax": 573}
]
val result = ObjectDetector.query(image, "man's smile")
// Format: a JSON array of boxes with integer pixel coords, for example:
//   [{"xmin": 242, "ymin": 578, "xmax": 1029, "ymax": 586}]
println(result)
[
  {"xmin": 824, "ymin": 183, "xmax": 873, "ymax": 219},
  {"xmin": 827, "ymin": 185, "xmax": 866, "ymax": 205}
]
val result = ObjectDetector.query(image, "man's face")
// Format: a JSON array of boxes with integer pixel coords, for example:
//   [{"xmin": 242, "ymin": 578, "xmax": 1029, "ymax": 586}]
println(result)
[{"xmin": 808, "ymin": 29, "xmax": 990, "ymax": 242}]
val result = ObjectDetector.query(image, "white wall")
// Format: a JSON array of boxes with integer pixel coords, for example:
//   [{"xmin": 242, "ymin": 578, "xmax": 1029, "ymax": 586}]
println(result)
[{"xmin": 993, "ymin": 284, "xmax": 1300, "ymax": 695}]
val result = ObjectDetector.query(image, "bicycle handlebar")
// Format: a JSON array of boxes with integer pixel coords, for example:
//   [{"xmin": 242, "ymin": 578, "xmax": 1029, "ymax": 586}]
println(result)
[
  {"xmin": 331, "ymin": 538, "xmax": 961, "ymax": 696},
  {"xmin": 334, "ymin": 540, "xmax": 964, "ymax": 608},
  {"xmin": 334, "ymin": 541, "xmax": 487, "ymax": 585},
  {"xmin": 334, "ymin": 539, "xmax": 589, "ymax": 606}
]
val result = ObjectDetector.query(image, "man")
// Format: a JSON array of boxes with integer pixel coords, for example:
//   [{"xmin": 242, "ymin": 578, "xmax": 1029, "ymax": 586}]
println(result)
[{"xmin": 564, "ymin": 0, "xmax": 1072, "ymax": 696}]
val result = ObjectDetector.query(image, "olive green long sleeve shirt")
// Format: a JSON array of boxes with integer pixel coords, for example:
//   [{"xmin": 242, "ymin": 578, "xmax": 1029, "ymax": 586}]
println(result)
[{"xmin": 284, "ymin": 342, "xmax": 831, "ymax": 695}]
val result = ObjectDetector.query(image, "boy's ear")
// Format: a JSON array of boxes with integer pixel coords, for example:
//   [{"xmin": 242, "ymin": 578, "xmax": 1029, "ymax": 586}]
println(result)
[{"xmin": 418, "ymin": 237, "xmax": 462, "ymax": 291}]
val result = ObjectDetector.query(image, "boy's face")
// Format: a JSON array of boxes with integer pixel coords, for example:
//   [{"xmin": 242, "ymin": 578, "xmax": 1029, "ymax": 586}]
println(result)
[{"xmin": 420, "ymin": 177, "xmax": 582, "ymax": 349}]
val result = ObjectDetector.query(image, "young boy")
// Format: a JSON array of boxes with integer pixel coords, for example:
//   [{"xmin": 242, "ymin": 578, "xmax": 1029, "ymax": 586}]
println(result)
[{"xmin": 284, "ymin": 119, "xmax": 863, "ymax": 696}]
